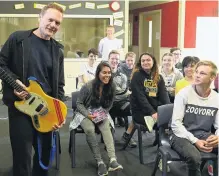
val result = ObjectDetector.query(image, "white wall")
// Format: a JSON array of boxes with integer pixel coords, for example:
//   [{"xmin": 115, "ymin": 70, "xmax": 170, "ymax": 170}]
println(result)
[{"xmin": 196, "ymin": 17, "xmax": 219, "ymax": 67}]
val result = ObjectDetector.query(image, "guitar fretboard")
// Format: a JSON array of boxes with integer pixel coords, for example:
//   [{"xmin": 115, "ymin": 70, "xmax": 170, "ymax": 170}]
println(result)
[{"xmin": 0, "ymin": 67, "xmax": 31, "ymax": 99}]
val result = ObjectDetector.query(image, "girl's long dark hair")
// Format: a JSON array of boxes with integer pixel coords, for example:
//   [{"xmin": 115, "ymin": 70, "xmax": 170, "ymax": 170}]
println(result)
[
  {"xmin": 90, "ymin": 61, "xmax": 115, "ymax": 109},
  {"xmin": 131, "ymin": 52, "xmax": 160, "ymax": 84}
]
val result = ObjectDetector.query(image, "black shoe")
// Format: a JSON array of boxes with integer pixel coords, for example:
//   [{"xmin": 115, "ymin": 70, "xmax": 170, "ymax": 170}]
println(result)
[
  {"xmin": 117, "ymin": 118, "xmax": 125, "ymax": 127},
  {"xmin": 98, "ymin": 163, "xmax": 108, "ymax": 176},
  {"xmin": 122, "ymin": 132, "xmax": 137, "ymax": 148}
]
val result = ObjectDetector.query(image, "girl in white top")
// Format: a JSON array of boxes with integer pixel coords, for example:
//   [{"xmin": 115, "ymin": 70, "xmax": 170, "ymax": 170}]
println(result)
[{"xmin": 78, "ymin": 48, "xmax": 98, "ymax": 89}]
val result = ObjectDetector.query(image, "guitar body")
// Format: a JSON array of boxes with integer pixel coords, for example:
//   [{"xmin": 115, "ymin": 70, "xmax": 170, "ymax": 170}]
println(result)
[{"xmin": 14, "ymin": 80, "xmax": 67, "ymax": 133}]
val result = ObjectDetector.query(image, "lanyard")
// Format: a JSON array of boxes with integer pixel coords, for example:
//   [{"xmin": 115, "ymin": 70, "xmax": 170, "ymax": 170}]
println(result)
[{"xmin": 37, "ymin": 131, "xmax": 56, "ymax": 170}]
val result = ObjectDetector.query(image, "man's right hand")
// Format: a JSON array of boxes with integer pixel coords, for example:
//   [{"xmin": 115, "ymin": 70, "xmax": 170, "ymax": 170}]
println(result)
[
  {"xmin": 14, "ymin": 80, "xmax": 28, "ymax": 100},
  {"xmin": 152, "ymin": 113, "xmax": 158, "ymax": 120},
  {"xmin": 195, "ymin": 140, "xmax": 213, "ymax": 153}
]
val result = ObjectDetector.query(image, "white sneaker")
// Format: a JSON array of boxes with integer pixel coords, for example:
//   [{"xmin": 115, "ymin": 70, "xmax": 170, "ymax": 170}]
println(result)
[
  {"xmin": 144, "ymin": 116, "xmax": 156, "ymax": 132},
  {"xmin": 158, "ymin": 159, "xmax": 170, "ymax": 172}
]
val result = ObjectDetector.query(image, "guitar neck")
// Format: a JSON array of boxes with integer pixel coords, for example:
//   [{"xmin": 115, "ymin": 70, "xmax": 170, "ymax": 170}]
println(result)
[{"xmin": 0, "ymin": 67, "xmax": 30, "ymax": 97}]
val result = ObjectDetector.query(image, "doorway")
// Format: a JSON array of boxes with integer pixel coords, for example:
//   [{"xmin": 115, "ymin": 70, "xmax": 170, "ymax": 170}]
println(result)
[{"xmin": 139, "ymin": 10, "xmax": 161, "ymax": 64}]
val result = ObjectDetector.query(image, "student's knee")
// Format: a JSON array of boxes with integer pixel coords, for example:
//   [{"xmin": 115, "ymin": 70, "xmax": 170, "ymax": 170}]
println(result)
[
  {"xmin": 99, "ymin": 119, "xmax": 111, "ymax": 132},
  {"xmin": 83, "ymin": 125, "xmax": 95, "ymax": 135},
  {"xmin": 187, "ymin": 150, "xmax": 201, "ymax": 166}
]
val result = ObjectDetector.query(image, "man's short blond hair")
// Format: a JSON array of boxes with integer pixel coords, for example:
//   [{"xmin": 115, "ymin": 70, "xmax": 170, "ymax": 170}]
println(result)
[
  {"xmin": 195, "ymin": 60, "xmax": 218, "ymax": 76},
  {"xmin": 125, "ymin": 52, "xmax": 136, "ymax": 60},
  {"xmin": 40, "ymin": 3, "xmax": 64, "ymax": 16}
]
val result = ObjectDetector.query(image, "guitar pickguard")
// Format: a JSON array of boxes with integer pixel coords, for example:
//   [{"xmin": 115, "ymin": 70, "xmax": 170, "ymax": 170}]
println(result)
[{"xmin": 15, "ymin": 92, "xmax": 49, "ymax": 117}]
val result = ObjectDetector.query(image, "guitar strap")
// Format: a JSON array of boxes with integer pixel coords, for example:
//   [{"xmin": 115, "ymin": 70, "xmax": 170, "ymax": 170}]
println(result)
[{"xmin": 37, "ymin": 131, "xmax": 56, "ymax": 170}]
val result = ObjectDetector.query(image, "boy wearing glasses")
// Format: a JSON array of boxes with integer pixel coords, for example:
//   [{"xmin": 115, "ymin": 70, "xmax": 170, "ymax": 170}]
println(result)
[{"xmin": 170, "ymin": 47, "xmax": 183, "ymax": 72}]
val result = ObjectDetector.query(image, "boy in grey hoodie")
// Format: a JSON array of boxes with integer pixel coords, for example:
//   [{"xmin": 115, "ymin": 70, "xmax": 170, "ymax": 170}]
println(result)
[{"xmin": 118, "ymin": 52, "xmax": 136, "ymax": 89}]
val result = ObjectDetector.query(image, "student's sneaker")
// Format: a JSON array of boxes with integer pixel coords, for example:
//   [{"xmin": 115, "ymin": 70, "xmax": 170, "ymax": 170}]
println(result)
[
  {"xmin": 158, "ymin": 159, "xmax": 170, "ymax": 172},
  {"xmin": 144, "ymin": 116, "xmax": 157, "ymax": 132},
  {"xmin": 208, "ymin": 161, "xmax": 213, "ymax": 176},
  {"xmin": 97, "ymin": 163, "xmax": 108, "ymax": 176},
  {"xmin": 122, "ymin": 132, "xmax": 137, "ymax": 148},
  {"xmin": 108, "ymin": 159, "xmax": 123, "ymax": 171},
  {"xmin": 117, "ymin": 117, "xmax": 125, "ymax": 127}
]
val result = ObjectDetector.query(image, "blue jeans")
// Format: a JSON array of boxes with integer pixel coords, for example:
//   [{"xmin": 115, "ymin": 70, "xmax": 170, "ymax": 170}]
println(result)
[{"xmin": 170, "ymin": 134, "xmax": 218, "ymax": 176}]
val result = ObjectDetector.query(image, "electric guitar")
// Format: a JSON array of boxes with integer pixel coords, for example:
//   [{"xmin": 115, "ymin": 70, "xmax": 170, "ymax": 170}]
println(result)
[{"xmin": 0, "ymin": 67, "xmax": 67, "ymax": 133}]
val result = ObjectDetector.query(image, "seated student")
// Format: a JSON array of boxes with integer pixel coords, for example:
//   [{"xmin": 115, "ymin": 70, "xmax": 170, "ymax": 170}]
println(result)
[
  {"xmin": 69, "ymin": 62, "xmax": 123, "ymax": 176},
  {"xmin": 170, "ymin": 60, "xmax": 219, "ymax": 176},
  {"xmin": 77, "ymin": 48, "xmax": 98, "ymax": 89},
  {"xmin": 130, "ymin": 52, "xmax": 170, "ymax": 141},
  {"xmin": 175, "ymin": 56, "xmax": 200, "ymax": 94},
  {"xmin": 118, "ymin": 52, "xmax": 136, "ymax": 88},
  {"xmin": 67, "ymin": 43, "xmax": 80, "ymax": 58},
  {"xmin": 108, "ymin": 50, "xmax": 137, "ymax": 148},
  {"xmin": 170, "ymin": 47, "xmax": 183, "ymax": 72},
  {"xmin": 160, "ymin": 53, "xmax": 183, "ymax": 102}
]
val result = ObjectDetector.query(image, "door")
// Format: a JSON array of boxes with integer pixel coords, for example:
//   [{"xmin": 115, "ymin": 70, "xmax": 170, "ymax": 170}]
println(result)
[{"xmin": 139, "ymin": 11, "xmax": 161, "ymax": 64}]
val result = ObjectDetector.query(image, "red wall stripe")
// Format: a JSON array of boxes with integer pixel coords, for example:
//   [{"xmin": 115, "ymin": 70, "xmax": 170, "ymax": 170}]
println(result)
[
  {"xmin": 184, "ymin": 1, "xmax": 218, "ymax": 48},
  {"xmin": 130, "ymin": 1, "xmax": 179, "ymax": 47}
]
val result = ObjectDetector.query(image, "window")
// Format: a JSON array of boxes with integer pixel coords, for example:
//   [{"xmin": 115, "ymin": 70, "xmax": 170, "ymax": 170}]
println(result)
[
  {"xmin": 148, "ymin": 20, "xmax": 152, "ymax": 48},
  {"xmin": 0, "ymin": 15, "xmax": 111, "ymax": 58},
  {"xmin": 128, "ymin": 22, "xmax": 132, "ymax": 47}
]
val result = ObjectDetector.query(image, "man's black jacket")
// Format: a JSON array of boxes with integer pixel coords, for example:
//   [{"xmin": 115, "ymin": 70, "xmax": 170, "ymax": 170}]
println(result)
[{"xmin": 0, "ymin": 28, "xmax": 65, "ymax": 107}]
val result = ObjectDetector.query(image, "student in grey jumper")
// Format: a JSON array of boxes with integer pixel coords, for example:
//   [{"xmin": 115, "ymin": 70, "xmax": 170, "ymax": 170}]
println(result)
[
  {"xmin": 108, "ymin": 50, "xmax": 137, "ymax": 148},
  {"xmin": 118, "ymin": 52, "xmax": 136, "ymax": 89},
  {"xmin": 69, "ymin": 62, "xmax": 123, "ymax": 176},
  {"xmin": 170, "ymin": 61, "xmax": 219, "ymax": 176}
]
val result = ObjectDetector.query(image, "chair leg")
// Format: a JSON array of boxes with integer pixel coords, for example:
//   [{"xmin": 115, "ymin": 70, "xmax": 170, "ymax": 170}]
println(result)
[
  {"xmin": 151, "ymin": 152, "xmax": 161, "ymax": 176},
  {"xmin": 200, "ymin": 160, "xmax": 207, "ymax": 172},
  {"xmin": 213, "ymin": 159, "xmax": 218, "ymax": 176},
  {"xmin": 153, "ymin": 129, "xmax": 159, "ymax": 146},
  {"xmin": 71, "ymin": 130, "xmax": 76, "ymax": 168},
  {"xmin": 161, "ymin": 155, "xmax": 168, "ymax": 176},
  {"xmin": 122, "ymin": 126, "xmax": 136, "ymax": 150},
  {"xmin": 55, "ymin": 131, "xmax": 60, "ymax": 170},
  {"xmin": 68, "ymin": 132, "xmax": 72, "ymax": 153},
  {"xmin": 137, "ymin": 126, "xmax": 144, "ymax": 164}
]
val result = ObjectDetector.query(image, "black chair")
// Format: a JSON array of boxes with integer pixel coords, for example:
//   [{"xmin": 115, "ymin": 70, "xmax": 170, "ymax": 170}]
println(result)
[
  {"xmin": 151, "ymin": 104, "xmax": 218, "ymax": 176},
  {"xmin": 109, "ymin": 107, "xmax": 129, "ymax": 130},
  {"xmin": 68, "ymin": 91, "xmax": 81, "ymax": 168},
  {"xmin": 122, "ymin": 118, "xmax": 148, "ymax": 164},
  {"xmin": 68, "ymin": 91, "xmax": 106, "ymax": 168}
]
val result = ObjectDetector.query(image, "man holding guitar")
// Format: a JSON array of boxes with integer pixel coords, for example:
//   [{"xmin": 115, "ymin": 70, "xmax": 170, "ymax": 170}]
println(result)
[{"xmin": 0, "ymin": 3, "xmax": 65, "ymax": 176}]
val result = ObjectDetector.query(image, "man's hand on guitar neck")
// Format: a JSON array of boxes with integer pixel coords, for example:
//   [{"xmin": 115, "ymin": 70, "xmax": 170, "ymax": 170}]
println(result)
[{"xmin": 14, "ymin": 80, "xmax": 28, "ymax": 100}]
